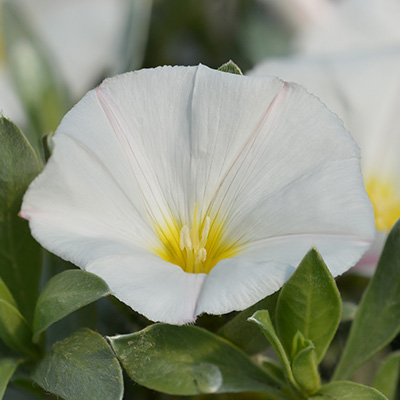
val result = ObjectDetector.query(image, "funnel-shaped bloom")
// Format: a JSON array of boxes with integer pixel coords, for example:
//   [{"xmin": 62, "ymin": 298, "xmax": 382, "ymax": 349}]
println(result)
[{"xmin": 21, "ymin": 65, "xmax": 374, "ymax": 324}]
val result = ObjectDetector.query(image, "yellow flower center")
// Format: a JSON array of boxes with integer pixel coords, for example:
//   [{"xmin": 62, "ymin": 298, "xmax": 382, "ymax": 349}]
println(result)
[
  {"xmin": 365, "ymin": 176, "xmax": 400, "ymax": 232},
  {"xmin": 153, "ymin": 204, "xmax": 240, "ymax": 274}
]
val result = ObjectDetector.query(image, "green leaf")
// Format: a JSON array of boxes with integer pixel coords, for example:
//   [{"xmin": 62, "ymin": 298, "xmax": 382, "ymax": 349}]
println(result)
[
  {"xmin": 276, "ymin": 248, "xmax": 341, "ymax": 362},
  {"xmin": 218, "ymin": 60, "xmax": 243, "ymax": 75},
  {"xmin": 334, "ymin": 219, "xmax": 400, "ymax": 380},
  {"xmin": 33, "ymin": 328, "xmax": 123, "ymax": 400},
  {"xmin": 218, "ymin": 292, "xmax": 278, "ymax": 354},
  {"xmin": 0, "ymin": 358, "xmax": 21, "ymax": 399},
  {"xmin": 109, "ymin": 324, "xmax": 281, "ymax": 396},
  {"xmin": 373, "ymin": 352, "xmax": 400, "ymax": 400},
  {"xmin": 248, "ymin": 310, "xmax": 300, "ymax": 391},
  {"xmin": 291, "ymin": 330, "xmax": 310, "ymax": 360},
  {"xmin": 33, "ymin": 270, "xmax": 111, "ymax": 342},
  {"xmin": 312, "ymin": 381, "xmax": 388, "ymax": 400},
  {"xmin": 292, "ymin": 344, "xmax": 320, "ymax": 395},
  {"xmin": 0, "ymin": 116, "xmax": 42, "ymax": 324},
  {"xmin": 0, "ymin": 276, "xmax": 17, "ymax": 309},
  {"xmin": 0, "ymin": 300, "xmax": 37, "ymax": 358}
]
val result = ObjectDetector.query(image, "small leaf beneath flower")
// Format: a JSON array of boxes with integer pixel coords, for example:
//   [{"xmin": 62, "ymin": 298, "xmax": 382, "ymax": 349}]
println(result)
[
  {"xmin": 276, "ymin": 248, "xmax": 341, "ymax": 363},
  {"xmin": 33, "ymin": 328, "xmax": 123, "ymax": 400},
  {"xmin": 0, "ymin": 116, "xmax": 42, "ymax": 324},
  {"xmin": 292, "ymin": 344, "xmax": 320, "ymax": 395},
  {"xmin": 218, "ymin": 292, "xmax": 278, "ymax": 354},
  {"xmin": 0, "ymin": 300, "xmax": 37, "ymax": 358},
  {"xmin": 109, "ymin": 324, "xmax": 280, "ymax": 396},
  {"xmin": 291, "ymin": 330, "xmax": 310, "ymax": 360},
  {"xmin": 312, "ymin": 381, "xmax": 388, "ymax": 400},
  {"xmin": 218, "ymin": 60, "xmax": 243, "ymax": 75},
  {"xmin": 0, "ymin": 358, "xmax": 22, "ymax": 399},
  {"xmin": 334, "ymin": 219, "xmax": 400, "ymax": 380},
  {"xmin": 33, "ymin": 270, "xmax": 111, "ymax": 342},
  {"xmin": 248, "ymin": 310, "xmax": 299, "ymax": 391},
  {"xmin": 373, "ymin": 351, "xmax": 400, "ymax": 400}
]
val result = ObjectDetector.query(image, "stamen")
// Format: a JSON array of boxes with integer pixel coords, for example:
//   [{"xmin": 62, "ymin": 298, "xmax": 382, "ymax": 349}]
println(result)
[
  {"xmin": 195, "ymin": 248, "xmax": 207, "ymax": 264},
  {"xmin": 180, "ymin": 225, "xmax": 192, "ymax": 250}
]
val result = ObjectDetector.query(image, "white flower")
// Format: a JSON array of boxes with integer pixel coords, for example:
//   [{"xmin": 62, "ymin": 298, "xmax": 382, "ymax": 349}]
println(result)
[
  {"xmin": 21, "ymin": 65, "xmax": 374, "ymax": 324},
  {"xmin": 0, "ymin": 0, "xmax": 138, "ymax": 123},
  {"xmin": 9, "ymin": 0, "xmax": 132, "ymax": 97},
  {"xmin": 249, "ymin": 49, "xmax": 400, "ymax": 272},
  {"xmin": 265, "ymin": 0, "xmax": 400, "ymax": 54},
  {"xmin": 261, "ymin": 0, "xmax": 334, "ymax": 30}
]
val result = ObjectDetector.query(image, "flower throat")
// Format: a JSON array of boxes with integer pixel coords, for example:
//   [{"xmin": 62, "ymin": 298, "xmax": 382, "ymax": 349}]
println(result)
[{"xmin": 153, "ymin": 204, "xmax": 239, "ymax": 274}]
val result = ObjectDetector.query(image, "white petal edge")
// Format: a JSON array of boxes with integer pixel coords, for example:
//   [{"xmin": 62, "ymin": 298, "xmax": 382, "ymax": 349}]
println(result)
[{"xmin": 86, "ymin": 253, "xmax": 206, "ymax": 325}]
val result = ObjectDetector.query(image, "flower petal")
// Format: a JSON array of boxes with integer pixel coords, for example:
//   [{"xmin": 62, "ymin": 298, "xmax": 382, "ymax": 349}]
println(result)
[
  {"xmin": 87, "ymin": 252, "xmax": 206, "ymax": 325},
  {"xmin": 195, "ymin": 227, "xmax": 368, "ymax": 316},
  {"xmin": 196, "ymin": 256, "xmax": 294, "ymax": 317}
]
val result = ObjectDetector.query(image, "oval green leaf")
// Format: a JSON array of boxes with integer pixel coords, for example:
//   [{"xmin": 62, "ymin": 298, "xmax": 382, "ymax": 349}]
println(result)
[
  {"xmin": 334, "ymin": 219, "xmax": 400, "ymax": 380},
  {"xmin": 33, "ymin": 328, "xmax": 123, "ymax": 400},
  {"xmin": 33, "ymin": 270, "xmax": 111, "ymax": 341},
  {"xmin": 109, "ymin": 324, "xmax": 280, "ymax": 396},
  {"xmin": 0, "ymin": 116, "xmax": 42, "ymax": 324},
  {"xmin": 276, "ymin": 248, "xmax": 341, "ymax": 363},
  {"xmin": 0, "ymin": 358, "xmax": 21, "ymax": 399},
  {"xmin": 312, "ymin": 381, "xmax": 388, "ymax": 400}
]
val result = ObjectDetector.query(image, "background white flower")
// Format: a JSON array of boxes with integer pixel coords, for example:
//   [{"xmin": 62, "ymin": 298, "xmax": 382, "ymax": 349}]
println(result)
[
  {"xmin": 0, "ymin": 0, "xmax": 151, "ymax": 127},
  {"xmin": 21, "ymin": 65, "xmax": 374, "ymax": 324},
  {"xmin": 294, "ymin": 0, "xmax": 400, "ymax": 55},
  {"xmin": 263, "ymin": 0, "xmax": 400, "ymax": 53}
]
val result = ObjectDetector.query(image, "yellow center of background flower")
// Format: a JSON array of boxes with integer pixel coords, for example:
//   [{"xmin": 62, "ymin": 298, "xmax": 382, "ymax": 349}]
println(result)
[
  {"xmin": 153, "ymin": 204, "xmax": 240, "ymax": 274},
  {"xmin": 365, "ymin": 176, "xmax": 400, "ymax": 232}
]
